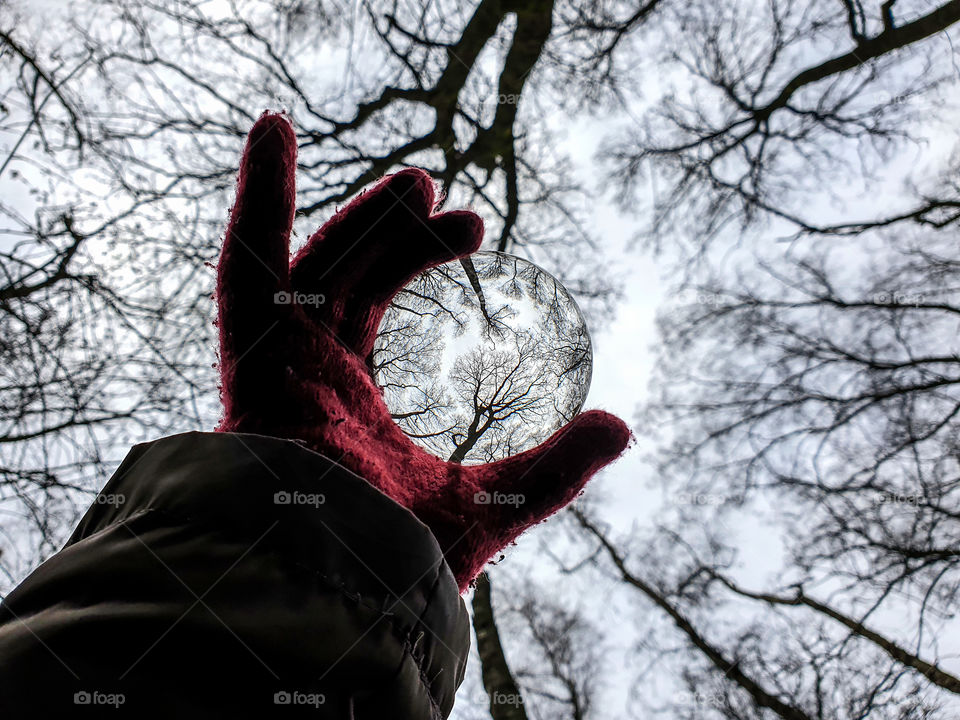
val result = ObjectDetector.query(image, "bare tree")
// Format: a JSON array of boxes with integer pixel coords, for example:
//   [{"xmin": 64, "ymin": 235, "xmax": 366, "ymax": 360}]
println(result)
[
  {"xmin": 606, "ymin": 0, "xmax": 960, "ymax": 253},
  {"xmin": 468, "ymin": 567, "xmax": 604, "ymax": 720},
  {"xmin": 1, "ymin": 0, "xmax": 653, "ymax": 585},
  {"xmin": 597, "ymin": 218, "xmax": 960, "ymax": 717},
  {"xmin": 0, "ymin": 29, "xmax": 215, "ymax": 583},
  {"xmin": 472, "ymin": 572, "xmax": 530, "ymax": 720},
  {"xmin": 570, "ymin": 506, "xmax": 950, "ymax": 719},
  {"xmin": 544, "ymin": 2, "xmax": 960, "ymax": 715},
  {"xmin": 6, "ymin": 0, "xmax": 960, "ymax": 718},
  {"xmin": 649, "ymin": 229, "xmax": 960, "ymax": 620},
  {"xmin": 510, "ymin": 585, "xmax": 601, "ymax": 720}
]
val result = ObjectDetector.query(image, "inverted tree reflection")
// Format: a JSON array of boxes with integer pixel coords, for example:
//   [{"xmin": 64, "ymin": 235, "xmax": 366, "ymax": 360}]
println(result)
[{"xmin": 373, "ymin": 252, "xmax": 591, "ymax": 465}]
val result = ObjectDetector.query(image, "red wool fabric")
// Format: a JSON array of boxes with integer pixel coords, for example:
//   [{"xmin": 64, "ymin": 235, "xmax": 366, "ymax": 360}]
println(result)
[{"xmin": 215, "ymin": 112, "xmax": 631, "ymax": 592}]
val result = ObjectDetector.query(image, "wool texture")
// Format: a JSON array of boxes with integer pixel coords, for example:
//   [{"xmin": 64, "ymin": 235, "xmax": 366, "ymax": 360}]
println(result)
[{"xmin": 216, "ymin": 112, "xmax": 631, "ymax": 592}]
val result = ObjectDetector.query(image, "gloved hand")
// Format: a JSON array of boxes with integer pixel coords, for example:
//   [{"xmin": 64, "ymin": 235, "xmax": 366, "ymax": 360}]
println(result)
[{"xmin": 215, "ymin": 112, "xmax": 631, "ymax": 592}]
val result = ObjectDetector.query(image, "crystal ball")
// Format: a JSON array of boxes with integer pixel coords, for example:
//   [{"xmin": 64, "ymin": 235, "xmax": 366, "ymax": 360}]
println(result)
[{"xmin": 373, "ymin": 251, "xmax": 592, "ymax": 465}]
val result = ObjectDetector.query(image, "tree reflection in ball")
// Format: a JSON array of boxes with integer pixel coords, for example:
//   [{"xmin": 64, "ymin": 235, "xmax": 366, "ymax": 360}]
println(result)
[{"xmin": 373, "ymin": 251, "xmax": 592, "ymax": 465}]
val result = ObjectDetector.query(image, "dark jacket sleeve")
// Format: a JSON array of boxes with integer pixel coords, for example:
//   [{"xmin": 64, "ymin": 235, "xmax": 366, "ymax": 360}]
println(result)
[{"xmin": 0, "ymin": 431, "xmax": 470, "ymax": 719}]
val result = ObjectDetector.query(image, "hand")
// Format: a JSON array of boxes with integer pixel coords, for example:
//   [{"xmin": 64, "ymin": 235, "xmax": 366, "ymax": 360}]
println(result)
[{"xmin": 216, "ymin": 113, "xmax": 631, "ymax": 591}]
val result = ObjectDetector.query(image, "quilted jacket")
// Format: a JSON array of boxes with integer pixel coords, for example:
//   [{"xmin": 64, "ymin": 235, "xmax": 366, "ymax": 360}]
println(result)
[{"xmin": 0, "ymin": 431, "xmax": 470, "ymax": 718}]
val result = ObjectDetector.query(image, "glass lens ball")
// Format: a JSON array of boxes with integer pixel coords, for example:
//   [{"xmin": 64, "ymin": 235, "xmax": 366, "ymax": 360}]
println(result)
[{"xmin": 373, "ymin": 251, "xmax": 592, "ymax": 465}]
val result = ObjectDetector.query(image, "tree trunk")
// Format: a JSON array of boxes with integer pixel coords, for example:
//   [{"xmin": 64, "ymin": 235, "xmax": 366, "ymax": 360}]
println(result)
[{"xmin": 471, "ymin": 572, "xmax": 529, "ymax": 720}]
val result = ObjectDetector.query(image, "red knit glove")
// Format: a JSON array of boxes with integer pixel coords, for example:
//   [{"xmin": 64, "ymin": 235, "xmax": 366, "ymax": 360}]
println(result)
[{"xmin": 215, "ymin": 113, "xmax": 631, "ymax": 592}]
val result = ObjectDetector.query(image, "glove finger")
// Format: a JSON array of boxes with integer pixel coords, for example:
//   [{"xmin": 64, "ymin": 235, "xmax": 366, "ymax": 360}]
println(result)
[
  {"xmin": 437, "ymin": 411, "xmax": 629, "ymax": 591},
  {"xmin": 217, "ymin": 113, "xmax": 296, "ymax": 413},
  {"xmin": 338, "ymin": 210, "xmax": 485, "ymax": 362},
  {"xmin": 357, "ymin": 209, "xmax": 484, "ymax": 302},
  {"xmin": 472, "ymin": 410, "xmax": 631, "ymax": 524},
  {"xmin": 289, "ymin": 168, "xmax": 435, "ymax": 313}
]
